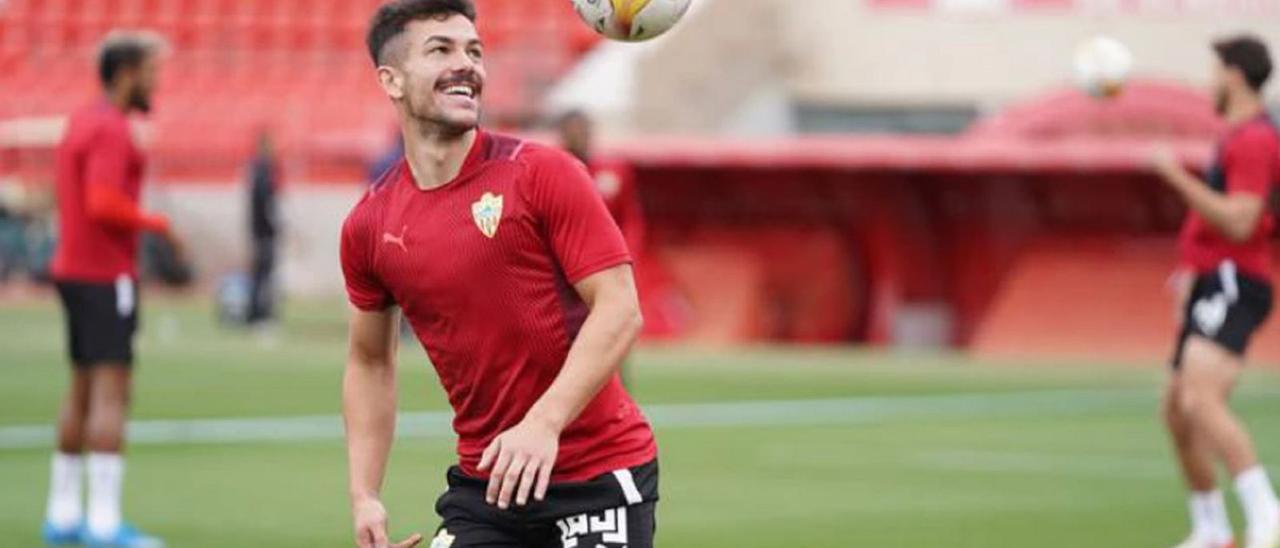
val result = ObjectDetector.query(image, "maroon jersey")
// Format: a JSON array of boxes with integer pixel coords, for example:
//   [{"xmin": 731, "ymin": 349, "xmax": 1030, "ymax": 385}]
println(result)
[
  {"xmin": 1179, "ymin": 116, "xmax": 1280, "ymax": 279},
  {"xmin": 340, "ymin": 131, "xmax": 657, "ymax": 483},
  {"xmin": 51, "ymin": 100, "xmax": 152, "ymax": 282}
]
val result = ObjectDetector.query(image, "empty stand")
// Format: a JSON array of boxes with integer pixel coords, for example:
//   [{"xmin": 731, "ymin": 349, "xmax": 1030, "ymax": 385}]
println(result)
[{"xmin": 0, "ymin": 0, "xmax": 600, "ymax": 181}]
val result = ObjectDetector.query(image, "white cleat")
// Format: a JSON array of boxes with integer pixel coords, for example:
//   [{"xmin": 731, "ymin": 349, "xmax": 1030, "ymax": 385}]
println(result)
[
  {"xmin": 1244, "ymin": 524, "xmax": 1280, "ymax": 548},
  {"xmin": 1174, "ymin": 535, "xmax": 1235, "ymax": 548}
]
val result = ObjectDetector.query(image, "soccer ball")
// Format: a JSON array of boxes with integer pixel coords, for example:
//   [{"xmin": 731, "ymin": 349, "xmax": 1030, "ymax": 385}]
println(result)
[
  {"xmin": 1073, "ymin": 35, "xmax": 1133, "ymax": 99},
  {"xmin": 570, "ymin": 0, "xmax": 693, "ymax": 42}
]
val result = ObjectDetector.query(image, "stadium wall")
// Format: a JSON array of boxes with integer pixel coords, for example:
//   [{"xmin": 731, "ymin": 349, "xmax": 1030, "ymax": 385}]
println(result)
[{"xmin": 622, "ymin": 0, "xmax": 1280, "ymax": 134}]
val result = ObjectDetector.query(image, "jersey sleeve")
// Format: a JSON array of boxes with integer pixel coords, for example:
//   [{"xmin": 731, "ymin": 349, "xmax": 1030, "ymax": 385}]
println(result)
[
  {"xmin": 1224, "ymin": 127, "xmax": 1279, "ymax": 198},
  {"xmin": 523, "ymin": 148, "xmax": 633, "ymax": 284},
  {"xmin": 339, "ymin": 204, "xmax": 393, "ymax": 311}
]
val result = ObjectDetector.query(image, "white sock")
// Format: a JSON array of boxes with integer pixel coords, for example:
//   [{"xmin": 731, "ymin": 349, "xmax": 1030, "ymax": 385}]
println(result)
[
  {"xmin": 45, "ymin": 452, "xmax": 84, "ymax": 529},
  {"xmin": 1189, "ymin": 490, "xmax": 1234, "ymax": 544},
  {"xmin": 86, "ymin": 452, "xmax": 124, "ymax": 537},
  {"xmin": 1235, "ymin": 466, "xmax": 1280, "ymax": 539}
]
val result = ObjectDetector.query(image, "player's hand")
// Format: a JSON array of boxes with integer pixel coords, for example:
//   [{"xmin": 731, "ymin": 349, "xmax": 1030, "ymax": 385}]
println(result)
[
  {"xmin": 477, "ymin": 416, "xmax": 560, "ymax": 509},
  {"xmin": 162, "ymin": 229, "xmax": 188, "ymax": 266},
  {"xmin": 1149, "ymin": 145, "xmax": 1185, "ymax": 182},
  {"xmin": 351, "ymin": 497, "xmax": 423, "ymax": 548}
]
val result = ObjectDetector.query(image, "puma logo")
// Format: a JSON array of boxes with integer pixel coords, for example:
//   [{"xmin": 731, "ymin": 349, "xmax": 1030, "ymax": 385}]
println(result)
[{"xmin": 382, "ymin": 225, "xmax": 408, "ymax": 252}]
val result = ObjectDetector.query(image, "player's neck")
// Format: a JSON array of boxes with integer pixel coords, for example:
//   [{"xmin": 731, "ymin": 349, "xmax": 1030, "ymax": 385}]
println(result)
[
  {"xmin": 1225, "ymin": 94, "xmax": 1263, "ymax": 125},
  {"xmin": 402, "ymin": 126, "xmax": 477, "ymax": 191}
]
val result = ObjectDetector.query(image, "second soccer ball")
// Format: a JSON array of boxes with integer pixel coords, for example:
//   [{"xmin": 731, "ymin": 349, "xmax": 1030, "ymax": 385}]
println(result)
[{"xmin": 1073, "ymin": 35, "xmax": 1134, "ymax": 99}]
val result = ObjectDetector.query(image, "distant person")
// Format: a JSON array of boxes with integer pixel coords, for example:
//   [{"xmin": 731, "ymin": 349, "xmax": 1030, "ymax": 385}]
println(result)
[
  {"xmin": 368, "ymin": 129, "xmax": 405, "ymax": 184},
  {"xmin": 559, "ymin": 109, "xmax": 646, "ymax": 386},
  {"xmin": 44, "ymin": 32, "xmax": 178, "ymax": 547},
  {"xmin": 247, "ymin": 131, "xmax": 280, "ymax": 326},
  {"xmin": 341, "ymin": 2, "xmax": 657, "ymax": 548},
  {"xmin": 557, "ymin": 109, "xmax": 646, "ymax": 259},
  {"xmin": 1153, "ymin": 35, "xmax": 1280, "ymax": 548}
]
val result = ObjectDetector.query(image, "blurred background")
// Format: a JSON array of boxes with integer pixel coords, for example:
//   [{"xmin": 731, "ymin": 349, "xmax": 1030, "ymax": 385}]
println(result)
[{"xmin": 2, "ymin": 0, "xmax": 1280, "ymax": 546}]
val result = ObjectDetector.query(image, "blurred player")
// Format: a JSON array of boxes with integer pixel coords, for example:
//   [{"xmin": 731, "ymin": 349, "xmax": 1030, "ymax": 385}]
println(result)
[
  {"xmin": 44, "ymin": 32, "xmax": 178, "ymax": 547},
  {"xmin": 340, "ymin": 2, "xmax": 658, "ymax": 548},
  {"xmin": 246, "ymin": 130, "xmax": 280, "ymax": 328},
  {"xmin": 558, "ymin": 110, "xmax": 647, "ymax": 387},
  {"xmin": 1154, "ymin": 35, "xmax": 1280, "ymax": 548},
  {"xmin": 557, "ymin": 110, "xmax": 646, "ymax": 264}
]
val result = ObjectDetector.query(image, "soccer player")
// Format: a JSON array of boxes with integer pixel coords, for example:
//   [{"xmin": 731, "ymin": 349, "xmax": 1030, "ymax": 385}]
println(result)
[
  {"xmin": 246, "ymin": 131, "xmax": 281, "ymax": 328},
  {"xmin": 1154, "ymin": 35, "xmax": 1280, "ymax": 548},
  {"xmin": 557, "ymin": 110, "xmax": 647, "ymax": 263},
  {"xmin": 43, "ymin": 32, "xmax": 178, "ymax": 548},
  {"xmin": 340, "ymin": 2, "xmax": 659, "ymax": 548}
]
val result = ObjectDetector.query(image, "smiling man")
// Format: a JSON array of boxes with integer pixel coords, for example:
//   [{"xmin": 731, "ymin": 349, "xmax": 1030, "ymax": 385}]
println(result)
[{"xmin": 340, "ymin": 2, "xmax": 659, "ymax": 548}]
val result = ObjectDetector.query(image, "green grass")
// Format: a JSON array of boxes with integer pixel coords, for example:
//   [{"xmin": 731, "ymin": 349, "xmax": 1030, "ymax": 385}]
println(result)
[{"xmin": 2, "ymin": 296, "xmax": 1279, "ymax": 547}]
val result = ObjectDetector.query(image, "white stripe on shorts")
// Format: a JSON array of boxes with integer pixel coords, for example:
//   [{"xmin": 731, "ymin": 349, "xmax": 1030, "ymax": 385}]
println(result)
[
  {"xmin": 115, "ymin": 275, "xmax": 135, "ymax": 318},
  {"xmin": 1219, "ymin": 260, "xmax": 1239, "ymax": 303},
  {"xmin": 612, "ymin": 469, "xmax": 643, "ymax": 505}
]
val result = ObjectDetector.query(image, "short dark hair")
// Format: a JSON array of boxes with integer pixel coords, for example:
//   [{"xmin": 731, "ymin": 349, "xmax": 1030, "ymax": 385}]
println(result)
[
  {"xmin": 97, "ymin": 31, "xmax": 163, "ymax": 86},
  {"xmin": 366, "ymin": 0, "xmax": 477, "ymax": 66},
  {"xmin": 1213, "ymin": 34, "xmax": 1272, "ymax": 92}
]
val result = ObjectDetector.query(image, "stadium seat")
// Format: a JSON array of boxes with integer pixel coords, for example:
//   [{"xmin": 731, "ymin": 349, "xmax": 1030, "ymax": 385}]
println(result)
[{"xmin": 0, "ymin": 0, "xmax": 600, "ymax": 181}]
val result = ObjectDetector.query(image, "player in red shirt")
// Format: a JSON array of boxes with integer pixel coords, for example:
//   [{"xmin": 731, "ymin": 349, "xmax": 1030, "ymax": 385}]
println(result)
[
  {"xmin": 557, "ymin": 110, "xmax": 647, "ymax": 263},
  {"xmin": 43, "ymin": 32, "xmax": 179, "ymax": 548},
  {"xmin": 1154, "ymin": 35, "xmax": 1280, "ymax": 548},
  {"xmin": 341, "ymin": 2, "xmax": 658, "ymax": 547}
]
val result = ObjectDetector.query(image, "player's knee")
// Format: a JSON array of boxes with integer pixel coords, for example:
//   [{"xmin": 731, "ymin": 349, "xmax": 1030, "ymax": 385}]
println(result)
[{"xmin": 1178, "ymin": 384, "xmax": 1224, "ymax": 418}]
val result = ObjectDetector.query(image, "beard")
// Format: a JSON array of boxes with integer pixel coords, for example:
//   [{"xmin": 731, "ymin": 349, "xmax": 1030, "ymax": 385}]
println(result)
[
  {"xmin": 128, "ymin": 86, "xmax": 152, "ymax": 114},
  {"xmin": 1214, "ymin": 86, "xmax": 1229, "ymax": 116},
  {"xmin": 403, "ymin": 71, "xmax": 482, "ymax": 136},
  {"xmin": 406, "ymin": 94, "xmax": 477, "ymax": 136}
]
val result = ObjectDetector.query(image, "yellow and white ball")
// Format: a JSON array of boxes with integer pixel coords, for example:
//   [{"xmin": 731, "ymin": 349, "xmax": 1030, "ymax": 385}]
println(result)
[{"xmin": 571, "ymin": 0, "xmax": 693, "ymax": 42}]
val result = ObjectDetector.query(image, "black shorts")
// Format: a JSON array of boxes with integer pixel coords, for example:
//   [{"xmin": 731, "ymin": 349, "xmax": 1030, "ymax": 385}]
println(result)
[
  {"xmin": 432, "ymin": 460, "xmax": 658, "ymax": 548},
  {"xmin": 55, "ymin": 278, "xmax": 138, "ymax": 366},
  {"xmin": 1171, "ymin": 261, "xmax": 1272, "ymax": 369}
]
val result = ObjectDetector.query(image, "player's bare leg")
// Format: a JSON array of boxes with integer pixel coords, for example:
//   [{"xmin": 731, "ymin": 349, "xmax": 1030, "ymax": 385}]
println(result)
[
  {"xmin": 44, "ymin": 369, "xmax": 92, "ymax": 541},
  {"xmin": 1165, "ymin": 374, "xmax": 1218, "ymax": 491},
  {"xmin": 1181, "ymin": 336, "xmax": 1280, "ymax": 548},
  {"xmin": 56, "ymin": 369, "xmax": 92, "ymax": 453},
  {"xmin": 1166, "ymin": 373, "xmax": 1235, "ymax": 548},
  {"xmin": 82, "ymin": 365, "xmax": 135, "ymax": 544}
]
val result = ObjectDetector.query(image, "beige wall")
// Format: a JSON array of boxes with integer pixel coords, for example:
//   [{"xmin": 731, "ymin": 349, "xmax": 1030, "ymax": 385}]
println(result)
[
  {"xmin": 156, "ymin": 184, "xmax": 363, "ymax": 297},
  {"xmin": 629, "ymin": 0, "xmax": 1280, "ymax": 132},
  {"xmin": 789, "ymin": 2, "xmax": 1280, "ymax": 107}
]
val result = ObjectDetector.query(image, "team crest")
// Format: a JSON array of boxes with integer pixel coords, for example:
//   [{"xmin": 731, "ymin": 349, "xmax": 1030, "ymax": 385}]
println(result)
[
  {"xmin": 430, "ymin": 528, "xmax": 455, "ymax": 548},
  {"xmin": 471, "ymin": 192, "xmax": 503, "ymax": 239}
]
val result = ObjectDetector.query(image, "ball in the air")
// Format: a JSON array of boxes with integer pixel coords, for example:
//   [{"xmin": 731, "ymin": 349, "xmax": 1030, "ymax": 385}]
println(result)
[
  {"xmin": 1073, "ymin": 35, "xmax": 1133, "ymax": 99},
  {"xmin": 570, "ymin": 0, "xmax": 693, "ymax": 42}
]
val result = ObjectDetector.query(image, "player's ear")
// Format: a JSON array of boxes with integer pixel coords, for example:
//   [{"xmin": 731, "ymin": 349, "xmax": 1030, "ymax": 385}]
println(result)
[{"xmin": 377, "ymin": 65, "xmax": 406, "ymax": 101}]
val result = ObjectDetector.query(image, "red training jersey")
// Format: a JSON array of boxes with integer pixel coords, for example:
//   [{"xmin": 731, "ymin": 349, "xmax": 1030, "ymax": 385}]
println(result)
[
  {"xmin": 51, "ymin": 100, "xmax": 153, "ymax": 282},
  {"xmin": 1178, "ymin": 115, "xmax": 1280, "ymax": 279},
  {"xmin": 340, "ymin": 130, "xmax": 658, "ymax": 483}
]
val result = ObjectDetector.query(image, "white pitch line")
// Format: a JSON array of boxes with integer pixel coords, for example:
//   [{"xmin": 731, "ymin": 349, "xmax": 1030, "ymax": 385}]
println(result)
[
  {"xmin": 0, "ymin": 388, "xmax": 1153, "ymax": 450},
  {"xmin": 915, "ymin": 450, "xmax": 1173, "ymax": 479}
]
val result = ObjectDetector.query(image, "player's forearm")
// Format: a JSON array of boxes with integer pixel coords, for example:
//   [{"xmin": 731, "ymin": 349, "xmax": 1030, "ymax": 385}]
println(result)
[
  {"xmin": 342, "ymin": 360, "xmax": 398, "ymax": 502},
  {"xmin": 1165, "ymin": 169, "xmax": 1258, "ymax": 241},
  {"xmin": 526, "ymin": 299, "xmax": 643, "ymax": 432},
  {"xmin": 86, "ymin": 183, "xmax": 171, "ymax": 234}
]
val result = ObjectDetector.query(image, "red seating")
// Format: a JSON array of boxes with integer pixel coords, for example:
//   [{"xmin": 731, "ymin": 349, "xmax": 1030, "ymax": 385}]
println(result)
[{"xmin": 0, "ymin": 0, "xmax": 600, "ymax": 181}]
